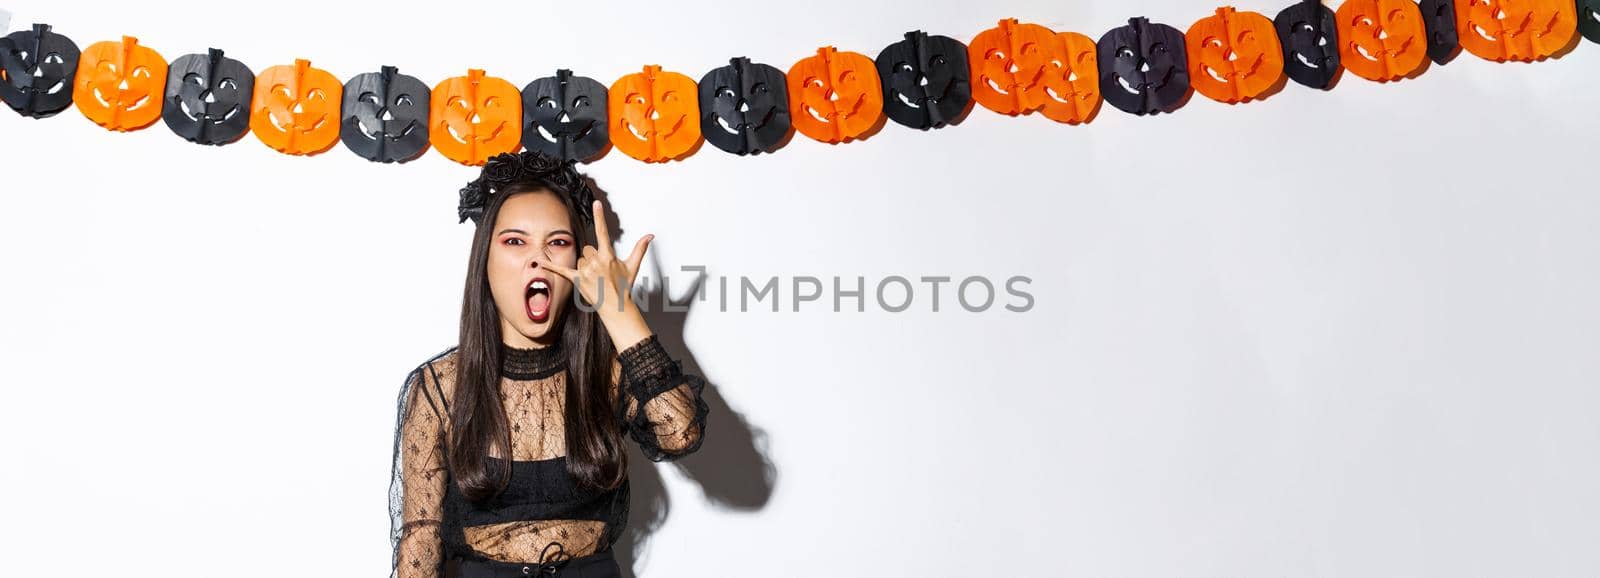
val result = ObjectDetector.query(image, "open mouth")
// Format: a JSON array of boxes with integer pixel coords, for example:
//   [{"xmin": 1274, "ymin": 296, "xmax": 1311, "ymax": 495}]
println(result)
[{"xmin": 525, "ymin": 277, "xmax": 551, "ymax": 323}]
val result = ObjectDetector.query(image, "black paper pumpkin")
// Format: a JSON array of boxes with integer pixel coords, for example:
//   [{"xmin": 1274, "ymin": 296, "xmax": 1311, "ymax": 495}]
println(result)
[
  {"xmin": 1096, "ymin": 17, "xmax": 1190, "ymax": 116},
  {"xmin": 1418, "ymin": 0, "xmax": 1461, "ymax": 64},
  {"xmin": 161, "ymin": 48, "xmax": 254, "ymax": 145},
  {"xmin": 1274, "ymin": 0, "xmax": 1342, "ymax": 89},
  {"xmin": 340, "ymin": 66, "xmax": 430, "ymax": 163},
  {"xmin": 698, "ymin": 57, "xmax": 791, "ymax": 155},
  {"xmin": 521, "ymin": 69, "xmax": 609, "ymax": 163},
  {"xmin": 875, "ymin": 30, "xmax": 971, "ymax": 130},
  {"xmin": 0, "ymin": 24, "xmax": 81, "ymax": 118},
  {"xmin": 1579, "ymin": 0, "xmax": 1600, "ymax": 45}
]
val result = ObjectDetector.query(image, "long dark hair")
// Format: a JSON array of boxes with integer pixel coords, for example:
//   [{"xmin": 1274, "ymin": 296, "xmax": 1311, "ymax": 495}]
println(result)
[{"xmin": 448, "ymin": 179, "xmax": 627, "ymax": 501}]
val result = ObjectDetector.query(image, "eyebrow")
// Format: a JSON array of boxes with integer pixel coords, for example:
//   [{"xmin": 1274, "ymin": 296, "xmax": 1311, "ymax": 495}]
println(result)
[{"xmin": 496, "ymin": 228, "xmax": 574, "ymax": 237}]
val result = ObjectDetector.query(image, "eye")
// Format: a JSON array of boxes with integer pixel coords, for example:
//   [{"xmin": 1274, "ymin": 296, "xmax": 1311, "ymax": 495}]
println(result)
[
  {"xmin": 550, "ymin": 238, "xmax": 572, "ymax": 247},
  {"xmin": 503, "ymin": 237, "xmax": 525, "ymax": 246}
]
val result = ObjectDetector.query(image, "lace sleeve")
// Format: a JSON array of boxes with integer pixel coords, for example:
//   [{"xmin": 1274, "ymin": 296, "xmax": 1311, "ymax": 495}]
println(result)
[
  {"xmin": 610, "ymin": 335, "xmax": 710, "ymax": 462},
  {"xmin": 389, "ymin": 355, "xmax": 452, "ymax": 578}
]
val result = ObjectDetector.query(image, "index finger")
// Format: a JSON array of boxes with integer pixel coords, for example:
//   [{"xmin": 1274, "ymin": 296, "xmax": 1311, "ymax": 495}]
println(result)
[{"xmin": 590, "ymin": 200, "xmax": 612, "ymax": 257}]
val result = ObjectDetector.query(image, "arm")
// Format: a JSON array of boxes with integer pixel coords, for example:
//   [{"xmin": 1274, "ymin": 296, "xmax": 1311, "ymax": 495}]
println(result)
[
  {"xmin": 610, "ymin": 335, "xmax": 711, "ymax": 461},
  {"xmin": 543, "ymin": 198, "xmax": 708, "ymax": 460},
  {"xmin": 390, "ymin": 362, "xmax": 450, "ymax": 578}
]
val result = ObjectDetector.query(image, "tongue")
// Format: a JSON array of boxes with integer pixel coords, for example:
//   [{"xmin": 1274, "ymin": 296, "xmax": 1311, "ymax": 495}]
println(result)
[{"xmin": 527, "ymin": 292, "xmax": 550, "ymax": 316}]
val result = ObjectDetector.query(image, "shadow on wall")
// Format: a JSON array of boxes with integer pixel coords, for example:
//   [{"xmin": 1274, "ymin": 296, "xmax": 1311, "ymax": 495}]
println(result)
[{"xmin": 593, "ymin": 181, "xmax": 778, "ymax": 578}]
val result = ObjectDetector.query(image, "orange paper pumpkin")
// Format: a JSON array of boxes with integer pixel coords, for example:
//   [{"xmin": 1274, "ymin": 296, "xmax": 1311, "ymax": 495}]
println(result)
[
  {"xmin": 430, "ymin": 69, "xmax": 522, "ymax": 166},
  {"xmin": 73, "ymin": 36, "xmax": 168, "ymax": 131},
  {"xmin": 1337, "ymin": 0, "xmax": 1428, "ymax": 81},
  {"xmin": 1185, "ymin": 7, "xmax": 1284, "ymax": 102},
  {"xmin": 1037, "ymin": 32, "xmax": 1101, "ymax": 123},
  {"xmin": 1454, "ymin": 0, "xmax": 1578, "ymax": 61},
  {"xmin": 250, "ymin": 59, "xmax": 342, "ymax": 155},
  {"xmin": 968, "ymin": 18, "xmax": 1059, "ymax": 116},
  {"xmin": 787, "ymin": 47, "xmax": 883, "ymax": 144},
  {"xmin": 608, "ymin": 64, "xmax": 701, "ymax": 162}
]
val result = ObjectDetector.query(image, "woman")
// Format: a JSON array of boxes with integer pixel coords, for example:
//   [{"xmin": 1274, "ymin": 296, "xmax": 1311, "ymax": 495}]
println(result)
[{"xmin": 388, "ymin": 150, "xmax": 711, "ymax": 578}]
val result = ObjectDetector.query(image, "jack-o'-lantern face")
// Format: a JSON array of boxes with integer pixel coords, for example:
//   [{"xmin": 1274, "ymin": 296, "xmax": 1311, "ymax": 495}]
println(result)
[
  {"xmin": 699, "ymin": 57, "xmax": 790, "ymax": 155},
  {"xmin": 250, "ymin": 58, "xmax": 342, "ymax": 155},
  {"xmin": 1338, "ymin": 0, "xmax": 1428, "ymax": 81},
  {"xmin": 522, "ymin": 69, "xmax": 609, "ymax": 162},
  {"xmin": 787, "ymin": 46, "xmax": 883, "ymax": 143},
  {"xmin": 969, "ymin": 18, "xmax": 1058, "ymax": 116},
  {"xmin": 74, "ymin": 35, "xmax": 167, "ymax": 131},
  {"xmin": 1419, "ymin": 0, "xmax": 1463, "ymax": 62},
  {"xmin": 1454, "ymin": 0, "xmax": 1579, "ymax": 61},
  {"xmin": 0, "ymin": 23, "xmax": 81, "ymax": 118},
  {"xmin": 1097, "ymin": 17, "xmax": 1190, "ymax": 115},
  {"xmin": 1186, "ymin": 7, "xmax": 1284, "ymax": 103},
  {"xmin": 1580, "ymin": 0, "xmax": 1600, "ymax": 44},
  {"xmin": 340, "ymin": 65, "xmax": 430, "ymax": 163},
  {"xmin": 1275, "ymin": 0, "xmax": 1343, "ymax": 89},
  {"xmin": 1038, "ymin": 31, "xmax": 1101, "ymax": 123},
  {"xmin": 877, "ymin": 30, "xmax": 971, "ymax": 130},
  {"xmin": 431, "ymin": 68, "xmax": 523, "ymax": 166},
  {"xmin": 609, "ymin": 64, "xmax": 701, "ymax": 162},
  {"xmin": 162, "ymin": 48, "xmax": 253, "ymax": 145}
]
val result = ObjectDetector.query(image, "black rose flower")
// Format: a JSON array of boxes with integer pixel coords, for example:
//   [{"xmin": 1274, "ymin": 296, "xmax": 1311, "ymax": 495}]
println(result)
[
  {"xmin": 482, "ymin": 153, "xmax": 522, "ymax": 183},
  {"xmin": 457, "ymin": 178, "xmax": 488, "ymax": 224},
  {"xmin": 519, "ymin": 150, "xmax": 565, "ymax": 176}
]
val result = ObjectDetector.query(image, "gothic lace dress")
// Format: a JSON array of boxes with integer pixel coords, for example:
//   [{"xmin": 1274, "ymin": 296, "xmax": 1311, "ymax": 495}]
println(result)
[{"xmin": 388, "ymin": 335, "xmax": 710, "ymax": 578}]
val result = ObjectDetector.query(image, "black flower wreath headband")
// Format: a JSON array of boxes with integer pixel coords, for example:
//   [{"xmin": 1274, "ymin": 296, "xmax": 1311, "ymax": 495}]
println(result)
[{"xmin": 457, "ymin": 150, "xmax": 597, "ymax": 226}]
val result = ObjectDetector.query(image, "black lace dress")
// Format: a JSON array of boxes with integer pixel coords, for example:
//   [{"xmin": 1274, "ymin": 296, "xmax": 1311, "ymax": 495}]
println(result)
[{"xmin": 389, "ymin": 335, "xmax": 710, "ymax": 578}]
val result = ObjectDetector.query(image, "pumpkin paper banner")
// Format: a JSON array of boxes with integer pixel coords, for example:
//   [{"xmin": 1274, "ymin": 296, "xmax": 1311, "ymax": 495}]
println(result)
[
  {"xmin": 74, "ymin": 35, "xmax": 168, "ymax": 131},
  {"xmin": 162, "ymin": 48, "xmax": 254, "ymax": 146},
  {"xmin": 0, "ymin": 23, "xmax": 81, "ymax": 118},
  {"xmin": 1275, "ymin": 0, "xmax": 1341, "ymax": 90},
  {"xmin": 1, "ymin": 0, "xmax": 1593, "ymax": 167}
]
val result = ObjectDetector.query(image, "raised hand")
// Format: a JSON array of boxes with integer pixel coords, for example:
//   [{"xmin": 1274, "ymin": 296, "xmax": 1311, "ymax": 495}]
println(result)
[{"xmin": 540, "ymin": 199, "xmax": 655, "ymax": 349}]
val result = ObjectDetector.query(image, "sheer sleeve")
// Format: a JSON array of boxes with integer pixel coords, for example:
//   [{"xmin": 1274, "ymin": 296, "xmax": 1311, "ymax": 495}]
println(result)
[
  {"xmin": 610, "ymin": 335, "xmax": 710, "ymax": 462},
  {"xmin": 389, "ymin": 355, "xmax": 452, "ymax": 578}
]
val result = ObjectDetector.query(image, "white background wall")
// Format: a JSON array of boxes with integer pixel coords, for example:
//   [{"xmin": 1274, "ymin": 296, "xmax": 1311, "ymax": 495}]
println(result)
[{"xmin": 2, "ymin": 1, "xmax": 1598, "ymax": 576}]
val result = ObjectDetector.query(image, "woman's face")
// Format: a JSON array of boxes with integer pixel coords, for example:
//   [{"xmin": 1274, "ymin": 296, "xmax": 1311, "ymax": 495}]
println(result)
[{"xmin": 487, "ymin": 190, "xmax": 578, "ymax": 348}]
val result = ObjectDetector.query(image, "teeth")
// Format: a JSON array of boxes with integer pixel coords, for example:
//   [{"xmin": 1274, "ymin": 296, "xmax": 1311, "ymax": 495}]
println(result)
[{"xmin": 530, "ymin": 280, "xmax": 549, "ymax": 291}]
